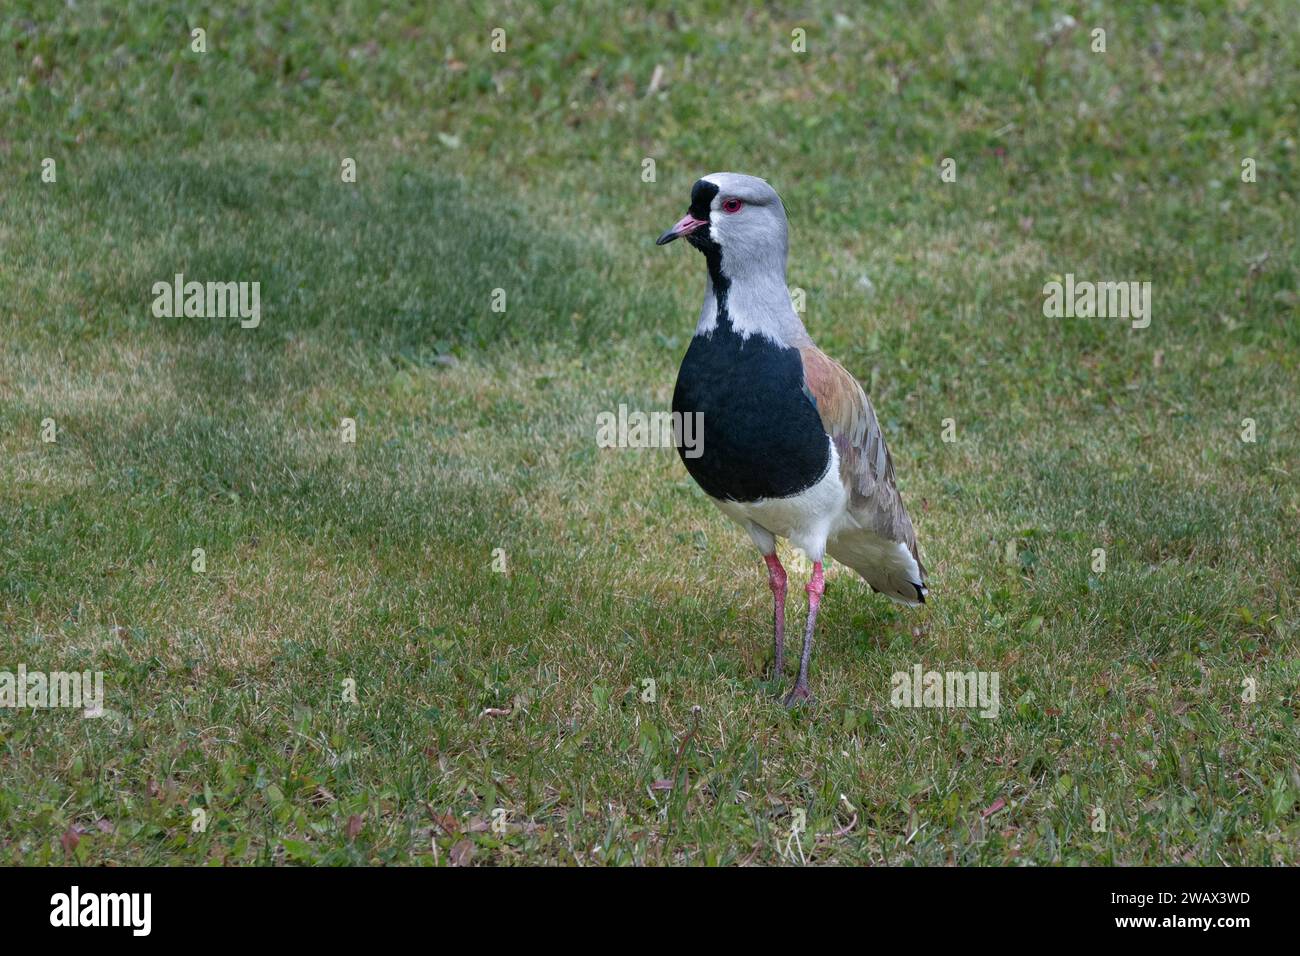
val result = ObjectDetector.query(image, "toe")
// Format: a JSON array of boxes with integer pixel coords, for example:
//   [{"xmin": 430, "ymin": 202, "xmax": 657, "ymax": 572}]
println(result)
[{"xmin": 782, "ymin": 685, "xmax": 813, "ymax": 708}]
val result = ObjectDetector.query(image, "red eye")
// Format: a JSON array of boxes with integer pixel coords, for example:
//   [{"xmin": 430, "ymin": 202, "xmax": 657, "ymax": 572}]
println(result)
[{"xmin": 721, "ymin": 198, "xmax": 743, "ymax": 213}]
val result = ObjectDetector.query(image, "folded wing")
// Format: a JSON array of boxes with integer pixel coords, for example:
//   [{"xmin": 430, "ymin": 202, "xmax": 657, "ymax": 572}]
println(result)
[{"xmin": 800, "ymin": 345, "xmax": 928, "ymax": 603}]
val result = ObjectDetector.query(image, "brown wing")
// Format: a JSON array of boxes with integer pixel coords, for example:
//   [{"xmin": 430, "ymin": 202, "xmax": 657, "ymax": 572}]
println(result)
[{"xmin": 799, "ymin": 345, "xmax": 926, "ymax": 582}]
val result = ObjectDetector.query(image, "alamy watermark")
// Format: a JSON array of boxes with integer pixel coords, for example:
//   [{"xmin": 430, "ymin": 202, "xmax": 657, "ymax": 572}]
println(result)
[
  {"xmin": 151, "ymin": 273, "xmax": 261, "ymax": 328},
  {"xmin": 50, "ymin": 886, "xmax": 151, "ymax": 936},
  {"xmin": 595, "ymin": 404, "xmax": 704, "ymax": 459},
  {"xmin": 0, "ymin": 665, "xmax": 105, "ymax": 717},
  {"xmin": 1042, "ymin": 273, "xmax": 1151, "ymax": 329},
  {"xmin": 891, "ymin": 664, "xmax": 1000, "ymax": 719}
]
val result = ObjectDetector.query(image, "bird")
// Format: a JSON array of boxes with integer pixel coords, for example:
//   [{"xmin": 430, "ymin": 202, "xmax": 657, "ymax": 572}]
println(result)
[{"xmin": 657, "ymin": 172, "xmax": 927, "ymax": 707}]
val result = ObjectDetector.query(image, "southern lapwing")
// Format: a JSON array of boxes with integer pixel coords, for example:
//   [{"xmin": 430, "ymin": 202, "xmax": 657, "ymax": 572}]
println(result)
[{"xmin": 658, "ymin": 172, "xmax": 928, "ymax": 707}]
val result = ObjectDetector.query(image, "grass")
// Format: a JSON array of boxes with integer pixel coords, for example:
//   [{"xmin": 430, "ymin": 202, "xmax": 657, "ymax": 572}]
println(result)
[{"xmin": 1, "ymin": 0, "xmax": 1297, "ymax": 865}]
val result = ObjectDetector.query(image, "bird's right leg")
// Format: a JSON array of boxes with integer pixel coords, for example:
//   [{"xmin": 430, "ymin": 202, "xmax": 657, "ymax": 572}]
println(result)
[
  {"xmin": 782, "ymin": 561, "xmax": 824, "ymax": 708},
  {"xmin": 764, "ymin": 552, "xmax": 788, "ymax": 677}
]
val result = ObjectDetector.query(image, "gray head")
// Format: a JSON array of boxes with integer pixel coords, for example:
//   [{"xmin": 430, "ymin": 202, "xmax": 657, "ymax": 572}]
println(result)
[{"xmin": 656, "ymin": 173, "xmax": 789, "ymax": 283}]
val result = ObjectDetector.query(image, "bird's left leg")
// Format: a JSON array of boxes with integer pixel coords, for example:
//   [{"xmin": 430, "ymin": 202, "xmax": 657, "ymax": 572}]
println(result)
[
  {"xmin": 783, "ymin": 561, "xmax": 824, "ymax": 708},
  {"xmin": 764, "ymin": 552, "xmax": 787, "ymax": 677},
  {"xmin": 744, "ymin": 523, "xmax": 785, "ymax": 682}
]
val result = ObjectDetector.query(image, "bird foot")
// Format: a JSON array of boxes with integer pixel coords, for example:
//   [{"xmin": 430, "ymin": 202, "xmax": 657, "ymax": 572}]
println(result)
[
  {"xmin": 782, "ymin": 684, "xmax": 814, "ymax": 708},
  {"xmin": 769, "ymin": 657, "xmax": 785, "ymax": 683}
]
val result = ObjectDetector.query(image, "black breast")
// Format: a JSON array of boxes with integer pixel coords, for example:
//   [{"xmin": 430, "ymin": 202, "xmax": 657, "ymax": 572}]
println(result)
[{"xmin": 672, "ymin": 324, "xmax": 831, "ymax": 502}]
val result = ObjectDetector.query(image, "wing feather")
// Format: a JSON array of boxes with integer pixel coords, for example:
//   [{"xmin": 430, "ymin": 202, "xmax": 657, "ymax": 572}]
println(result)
[{"xmin": 799, "ymin": 345, "xmax": 927, "ymax": 586}]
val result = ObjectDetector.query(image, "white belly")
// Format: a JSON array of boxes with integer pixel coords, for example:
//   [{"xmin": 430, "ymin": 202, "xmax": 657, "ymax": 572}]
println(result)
[{"xmin": 712, "ymin": 439, "xmax": 849, "ymax": 560}]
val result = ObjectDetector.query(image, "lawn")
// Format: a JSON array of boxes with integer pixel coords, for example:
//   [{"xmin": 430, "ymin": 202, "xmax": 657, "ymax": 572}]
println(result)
[{"xmin": 1, "ymin": 0, "xmax": 1297, "ymax": 865}]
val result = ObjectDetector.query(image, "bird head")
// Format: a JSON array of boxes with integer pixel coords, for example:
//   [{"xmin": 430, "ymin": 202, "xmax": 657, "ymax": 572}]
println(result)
[{"xmin": 656, "ymin": 173, "xmax": 788, "ymax": 280}]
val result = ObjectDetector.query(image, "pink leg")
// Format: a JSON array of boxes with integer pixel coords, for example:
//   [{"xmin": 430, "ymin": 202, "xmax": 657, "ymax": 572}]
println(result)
[
  {"xmin": 764, "ymin": 553, "xmax": 787, "ymax": 678},
  {"xmin": 784, "ymin": 562, "xmax": 824, "ymax": 707}
]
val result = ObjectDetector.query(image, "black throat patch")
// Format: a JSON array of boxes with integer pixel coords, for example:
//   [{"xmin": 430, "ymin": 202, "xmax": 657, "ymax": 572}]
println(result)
[{"xmin": 684, "ymin": 179, "xmax": 730, "ymax": 324}]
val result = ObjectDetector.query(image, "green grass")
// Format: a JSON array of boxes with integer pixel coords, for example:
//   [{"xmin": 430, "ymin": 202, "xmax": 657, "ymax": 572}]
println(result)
[{"xmin": 1, "ymin": 0, "xmax": 1297, "ymax": 865}]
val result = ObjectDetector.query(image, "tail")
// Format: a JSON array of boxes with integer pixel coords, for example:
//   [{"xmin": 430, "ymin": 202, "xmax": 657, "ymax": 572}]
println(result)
[{"xmin": 826, "ymin": 533, "xmax": 928, "ymax": 606}]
